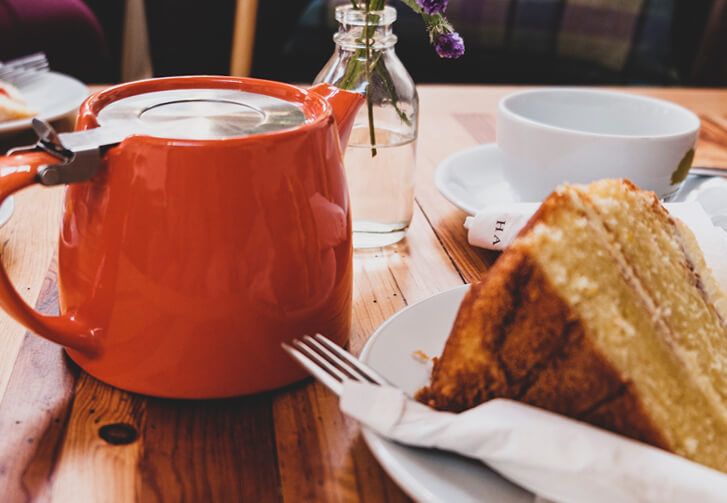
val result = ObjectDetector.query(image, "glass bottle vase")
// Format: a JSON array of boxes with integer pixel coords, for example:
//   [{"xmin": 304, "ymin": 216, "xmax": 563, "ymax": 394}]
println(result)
[{"xmin": 315, "ymin": 5, "xmax": 419, "ymax": 249}]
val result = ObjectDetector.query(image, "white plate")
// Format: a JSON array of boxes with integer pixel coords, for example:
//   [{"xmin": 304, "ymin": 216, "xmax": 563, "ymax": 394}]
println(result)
[
  {"xmin": 0, "ymin": 196, "xmax": 15, "ymax": 226},
  {"xmin": 0, "ymin": 196, "xmax": 14, "ymax": 227},
  {"xmin": 0, "ymin": 72, "xmax": 88, "ymax": 135},
  {"xmin": 359, "ymin": 285, "xmax": 534, "ymax": 503},
  {"xmin": 435, "ymin": 143, "xmax": 721, "ymax": 216}
]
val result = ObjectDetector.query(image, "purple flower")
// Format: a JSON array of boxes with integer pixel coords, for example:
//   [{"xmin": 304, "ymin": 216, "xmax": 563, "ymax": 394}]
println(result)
[
  {"xmin": 417, "ymin": 0, "xmax": 448, "ymax": 15},
  {"xmin": 434, "ymin": 32, "xmax": 465, "ymax": 59}
]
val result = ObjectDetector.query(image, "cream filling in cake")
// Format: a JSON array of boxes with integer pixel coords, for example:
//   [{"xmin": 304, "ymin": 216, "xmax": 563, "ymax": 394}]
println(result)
[{"xmin": 578, "ymin": 184, "xmax": 727, "ymax": 425}]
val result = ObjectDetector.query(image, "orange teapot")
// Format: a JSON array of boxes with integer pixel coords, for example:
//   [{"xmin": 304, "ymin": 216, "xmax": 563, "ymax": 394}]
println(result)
[{"xmin": 0, "ymin": 76, "xmax": 364, "ymax": 398}]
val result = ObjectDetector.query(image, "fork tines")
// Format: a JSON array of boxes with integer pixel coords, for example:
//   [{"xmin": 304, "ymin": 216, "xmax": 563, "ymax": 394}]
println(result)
[
  {"xmin": 282, "ymin": 334, "xmax": 389, "ymax": 396},
  {"xmin": 0, "ymin": 52, "xmax": 49, "ymax": 85}
]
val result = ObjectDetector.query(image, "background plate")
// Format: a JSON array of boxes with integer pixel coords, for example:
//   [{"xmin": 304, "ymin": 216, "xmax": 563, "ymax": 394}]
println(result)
[
  {"xmin": 0, "ymin": 196, "xmax": 13, "ymax": 227},
  {"xmin": 0, "ymin": 72, "xmax": 88, "ymax": 135}
]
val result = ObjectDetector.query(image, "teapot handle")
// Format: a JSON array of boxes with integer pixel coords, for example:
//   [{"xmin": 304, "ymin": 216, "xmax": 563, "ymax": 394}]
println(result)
[{"xmin": 0, "ymin": 152, "xmax": 99, "ymax": 355}]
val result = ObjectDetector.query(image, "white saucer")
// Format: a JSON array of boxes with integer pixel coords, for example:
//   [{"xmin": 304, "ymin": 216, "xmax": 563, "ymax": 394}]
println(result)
[
  {"xmin": 435, "ymin": 143, "xmax": 523, "ymax": 215},
  {"xmin": 360, "ymin": 285, "xmax": 533, "ymax": 503},
  {"xmin": 435, "ymin": 143, "xmax": 724, "ymax": 216}
]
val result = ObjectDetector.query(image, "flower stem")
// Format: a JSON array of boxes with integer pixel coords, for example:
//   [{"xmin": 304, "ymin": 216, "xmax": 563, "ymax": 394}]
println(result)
[
  {"xmin": 364, "ymin": 1, "xmax": 377, "ymax": 156},
  {"xmin": 374, "ymin": 62, "xmax": 412, "ymax": 126},
  {"xmin": 366, "ymin": 91, "xmax": 377, "ymax": 156},
  {"xmin": 336, "ymin": 0, "xmax": 389, "ymax": 157}
]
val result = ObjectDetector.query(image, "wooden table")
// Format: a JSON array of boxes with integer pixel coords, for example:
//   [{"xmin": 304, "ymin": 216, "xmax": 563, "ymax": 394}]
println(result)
[{"xmin": 0, "ymin": 85, "xmax": 726, "ymax": 502}]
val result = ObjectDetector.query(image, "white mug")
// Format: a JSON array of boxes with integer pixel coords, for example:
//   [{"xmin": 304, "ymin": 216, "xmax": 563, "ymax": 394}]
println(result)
[{"xmin": 496, "ymin": 89, "xmax": 700, "ymax": 201}]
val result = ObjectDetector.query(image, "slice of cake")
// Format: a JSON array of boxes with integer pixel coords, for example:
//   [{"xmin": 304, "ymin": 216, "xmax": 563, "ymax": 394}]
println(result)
[
  {"xmin": 417, "ymin": 179, "xmax": 727, "ymax": 472},
  {"xmin": 0, "ymin": 81, "xmax": 34, "ymax": 122}
]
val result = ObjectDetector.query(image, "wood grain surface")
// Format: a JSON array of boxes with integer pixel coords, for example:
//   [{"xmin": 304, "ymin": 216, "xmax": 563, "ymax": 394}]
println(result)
[{"xmin": 0, "ymin": 85, "xmax": 725, "ymax": 502}]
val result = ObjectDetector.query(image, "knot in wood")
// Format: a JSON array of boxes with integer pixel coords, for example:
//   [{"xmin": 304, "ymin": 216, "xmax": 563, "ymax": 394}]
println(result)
[{"xmin": 98, "ymin": 423, "xmax": 138, "ymax": 445}]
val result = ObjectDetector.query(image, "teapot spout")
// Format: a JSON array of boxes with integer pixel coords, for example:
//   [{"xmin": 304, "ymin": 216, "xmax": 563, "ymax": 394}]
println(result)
[{"xmin": 309, "ymin": 83, "xmax": 364, "ymax": 151}]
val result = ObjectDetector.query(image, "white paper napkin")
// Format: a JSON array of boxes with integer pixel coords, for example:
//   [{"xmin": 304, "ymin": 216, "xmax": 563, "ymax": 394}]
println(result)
[
  {"xmin": 338, "ymin": 196, "xmax": 727, "ymax": 502},
  {"xmin": 341, "ymin": 382, "xmax": 727, "ymax": 503},
  {"xmin": 465, "ymin": 202, "xmax": 540, "ymax": 251}
]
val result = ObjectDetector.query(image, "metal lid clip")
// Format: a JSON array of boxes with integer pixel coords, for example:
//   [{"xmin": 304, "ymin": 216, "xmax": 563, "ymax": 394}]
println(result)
[{"xmin": 7, "ymin": 119, "xmax": 103, "ymax": 186}]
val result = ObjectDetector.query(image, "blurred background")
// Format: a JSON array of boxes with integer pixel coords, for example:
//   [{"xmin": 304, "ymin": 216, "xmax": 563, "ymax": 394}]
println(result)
[{"xmin": 1, "ymin": 0, "xmax": 726, "ymax": 87}]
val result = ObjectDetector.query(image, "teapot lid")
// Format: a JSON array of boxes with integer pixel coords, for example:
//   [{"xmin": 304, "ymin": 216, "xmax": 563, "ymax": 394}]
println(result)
[{"xmin": 96, "ymin": 88, "xmax": 307, "ymax": 140}]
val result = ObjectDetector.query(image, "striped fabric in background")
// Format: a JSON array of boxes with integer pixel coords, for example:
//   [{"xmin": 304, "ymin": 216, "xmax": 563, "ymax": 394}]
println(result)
[{"xmin": 324, "ymin": 0, "xmax": 676, "ymax": 82}]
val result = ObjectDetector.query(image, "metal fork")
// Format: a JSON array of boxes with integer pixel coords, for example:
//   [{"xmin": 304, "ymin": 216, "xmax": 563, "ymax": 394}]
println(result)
[
  {"xmin": 690, "ymin": 166, "xmax": 727, "ymax": 178},
  {"xmin": 282, "ymin": 334, "xmax": 390, "ymax": 395},
  {"xmin": 0, "ymin": 52, "xmax": 49, "ymax": 86}
]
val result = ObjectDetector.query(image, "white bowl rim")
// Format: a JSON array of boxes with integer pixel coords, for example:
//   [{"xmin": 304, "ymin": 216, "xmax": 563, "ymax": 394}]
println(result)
[{"xmin": 498, "ymin": 88, "xmax": 701, "ymax": 141}]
